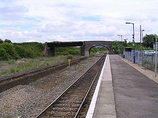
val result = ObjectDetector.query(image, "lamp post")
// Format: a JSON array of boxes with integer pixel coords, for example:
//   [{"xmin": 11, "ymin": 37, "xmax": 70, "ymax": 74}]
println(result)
[
  {"xmin": 140, "ymin": 25, "xmax": 145, "ymax": 65},
  {"xmin": 126, "ymin": 22, "xmax": 135, "ymax": 63},
  {"xmin": 155, "ymin": 36, "xmax": 157, "ymax": 77},
  {"xmin": 140, "ymin": 25, "xmax": 145, "ymax": 50},
  {"xmin": 118, "ymin": 35, "xmax": 123, "ymax": 41},
  {"xmin": 141, "ymin": 29, "xmax": 145, "ymax": 52}
]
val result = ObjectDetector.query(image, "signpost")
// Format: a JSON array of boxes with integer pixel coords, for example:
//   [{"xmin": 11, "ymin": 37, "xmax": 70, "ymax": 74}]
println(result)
[{"xmin": 68, "ymin": 59, "xmax": 71, "ymax": 67}]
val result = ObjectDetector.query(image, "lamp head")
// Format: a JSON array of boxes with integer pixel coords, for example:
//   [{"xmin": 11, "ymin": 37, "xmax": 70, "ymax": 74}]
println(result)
[
  {"xmin": 126, "ymin": 22, "xmax": 133, "ymax": 24},
  {"xmin": 126, "ymin": 22, "xmax": 131, "ymax": 24}
]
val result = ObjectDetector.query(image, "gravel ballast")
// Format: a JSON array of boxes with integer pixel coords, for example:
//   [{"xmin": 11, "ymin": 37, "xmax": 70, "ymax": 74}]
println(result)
[{"xmin": 0, "ymin": 56, "xmax": 101, "ymax": 118}]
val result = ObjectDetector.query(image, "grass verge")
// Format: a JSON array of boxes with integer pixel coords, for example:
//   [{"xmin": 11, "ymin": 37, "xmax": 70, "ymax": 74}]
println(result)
[{"xmin": 0, "ymin": 55, "xmax": 82, "ymax": 76}]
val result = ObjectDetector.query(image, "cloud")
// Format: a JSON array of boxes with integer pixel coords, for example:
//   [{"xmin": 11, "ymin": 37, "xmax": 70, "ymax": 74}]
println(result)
[
  {"xmin": 0, "ymin": 0, "xmax": 158, "ymax": 43},
  {"xmin": 0, "ymin": 5, "xmax": 28, "ymax": 20}
]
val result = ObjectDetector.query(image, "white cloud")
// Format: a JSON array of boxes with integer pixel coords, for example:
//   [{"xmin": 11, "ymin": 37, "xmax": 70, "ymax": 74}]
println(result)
[
  {"xmin": 0, "ymin": 0, "xmax": 158, "ymax": 43},
  {"xmin": 0, "ymin": 5, "xmax": 28, "ymax": 21}
]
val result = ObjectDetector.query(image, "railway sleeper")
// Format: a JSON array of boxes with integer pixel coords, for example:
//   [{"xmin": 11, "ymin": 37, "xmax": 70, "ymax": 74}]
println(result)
[
  {"xmin": 59, "ymin": 96, "xmax": 84, "ymax": 101},
  {"xmin": 57, "ymin": 101, "xmax": 81, "ymax": 105},
  {"xmin": 46, "ymin": 111, "xmax": 76, "ymax": 117},
  {"xmin": 52, "ymin": 104, "xmax": 79, "ymax": 108},
  {"xmin": 50, "ymin": 107, "xmax": 77, "ymax": 112}
]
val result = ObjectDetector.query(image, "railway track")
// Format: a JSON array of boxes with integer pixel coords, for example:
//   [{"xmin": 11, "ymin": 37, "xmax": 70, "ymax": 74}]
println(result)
[{"xmin": 35, "ymin": 54, "xmax": 106, "ymax": 118}]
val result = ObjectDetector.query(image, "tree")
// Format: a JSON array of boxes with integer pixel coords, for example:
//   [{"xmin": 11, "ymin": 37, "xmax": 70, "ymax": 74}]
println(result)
[
  {"xmin": 0, "ymin": 47, "xmax": 10, "ymax": 60},
  {"xmin": 4, "ymin": 39, "xmax": 12, "ymax": 43},
  {"xmin": 0, "ymin": 39, "xmax": 3, "ymax": 43},
  {"xmin": 14, "ymin": 45, "xmax": 28, "ymax": 58},
  {"xmin": 0, "ymin": 43, "xmax": 19, "ymax": 59},
  {"xmin": 112, "ymin": 41, "xmax": 125, "ymax": 54},
  {"xmin": 142, "ymin": 34, "xmax": 156, "ymax": 48}
]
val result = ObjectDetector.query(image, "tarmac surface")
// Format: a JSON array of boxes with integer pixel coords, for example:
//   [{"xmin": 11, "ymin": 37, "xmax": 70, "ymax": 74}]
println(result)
[{"xmin": 87, "ymin": 54, "xmax": 158, "ymax": 118}]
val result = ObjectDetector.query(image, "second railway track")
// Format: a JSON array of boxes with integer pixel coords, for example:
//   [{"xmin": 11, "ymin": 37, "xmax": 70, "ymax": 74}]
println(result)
[{"xmin": 35, "ymin": 54, "xmax": 106, "ymax": 118}]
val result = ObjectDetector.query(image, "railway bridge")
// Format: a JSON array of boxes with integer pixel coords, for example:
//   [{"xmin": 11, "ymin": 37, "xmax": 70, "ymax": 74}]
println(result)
[{"xmin": 45, "ymin": 41, "xmax": 113, "ymax": 56}]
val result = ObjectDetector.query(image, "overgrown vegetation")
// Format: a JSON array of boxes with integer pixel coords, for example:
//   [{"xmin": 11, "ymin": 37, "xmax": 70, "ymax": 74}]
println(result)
[
  {"xmin": 14, "ymin": 42, "xmax": 45, "ymax": 58},
  {"xmin": 90, "ymin": 46, "xmax": 107, "ymax": 53},
  {"xmin": 142, "ymin": 34, "xmax": 157, "ymax": 48},
  {"xmin": 67, "ymin": 55, "xmax": 73, "ymax": 60},
  {"xmin": 0, "ymin": 55, "xmax": 81, "ymax": 76},
  {"xmin": 55, "ymin": 47, "xmax": 80, "ymax": 55},
  {"xmin": 112, "ymin": 34, "xmax": 158, "ymax": 54},
  {"xmin": 0, "ymin": 41, "xmax": 45, "ymax": 60},
  {"xmin": 112, "ymin": 40, "xmax": 154, "ymax": 54}
]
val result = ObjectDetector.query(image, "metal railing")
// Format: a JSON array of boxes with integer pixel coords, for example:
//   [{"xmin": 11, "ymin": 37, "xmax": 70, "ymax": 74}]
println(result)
[{"xmin": 123, "ymin": 50, "xmax": 157, "ymax": 71}]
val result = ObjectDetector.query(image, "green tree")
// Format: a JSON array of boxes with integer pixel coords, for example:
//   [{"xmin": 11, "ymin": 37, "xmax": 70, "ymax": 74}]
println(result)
[
  {"xmin": 4, "ymin": 39, "xmax": 12, "ymax": 43},
  {"xmin": 0, "ymin": 47, "xmax": 10, "ymax": 60},
  {"xmin": 112, "ymin": 41, "xmax": 125, "ymax": 54},
  {"xmin": 24, "ymin": 47, "xmax": 36, "ymax": 58},
  {"xmin": 0, "ymin": 39, "xmax": 3, "ymax": 43},
  {"xmin": 0, "ymin": 43, "xmax": 19, "ymax": 59},
  {"xmin": 14, "ymin": 45, "xmax": 28, "ymax": 58},
  {"xmin": 142, "ymin": 34, "xmax": 156, "ymax": 48},
  {"xmin": 55, "ymin": 47, "xmax": 80, "ymax": 55},
  {"xmin": 14, "ymin": 42, "xmax": 45, "ymax": 58}
]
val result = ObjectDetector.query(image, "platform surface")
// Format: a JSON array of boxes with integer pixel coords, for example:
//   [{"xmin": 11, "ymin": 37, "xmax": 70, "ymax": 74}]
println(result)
[
  {"xmin": 87, "ymin": 54, "xmax": 158, "ymax": 118},
  {"xmin": 86, "ymin": 54, "xmax": 116, "ymax": 118}
]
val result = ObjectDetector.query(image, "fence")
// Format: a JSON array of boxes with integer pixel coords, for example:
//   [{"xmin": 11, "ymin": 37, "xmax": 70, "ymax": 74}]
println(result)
[{"xmin": 123, "ymin": 50, "xmax": 157, "ymax": 71}]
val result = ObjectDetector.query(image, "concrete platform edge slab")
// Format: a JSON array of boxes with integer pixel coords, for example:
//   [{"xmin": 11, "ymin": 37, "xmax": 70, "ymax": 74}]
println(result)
[{"xmin": 86, "ymin": 54, "xmax": 116, "ymax": 118}]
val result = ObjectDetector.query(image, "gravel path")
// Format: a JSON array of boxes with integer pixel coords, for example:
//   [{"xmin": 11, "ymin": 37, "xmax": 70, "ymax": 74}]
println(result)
[{"xmin": 0, "ymin": 56, "xmax": 101, "ymax": 118}]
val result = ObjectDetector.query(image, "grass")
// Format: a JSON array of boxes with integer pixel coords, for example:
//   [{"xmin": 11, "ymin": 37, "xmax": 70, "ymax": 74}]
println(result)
[
  {"xmin": 0, "ymin": 52, "xmax": 105, "ymax": 76},
  {"xmin": 0, "ymin": 55, "xmax": 83, "ymax": 76}
]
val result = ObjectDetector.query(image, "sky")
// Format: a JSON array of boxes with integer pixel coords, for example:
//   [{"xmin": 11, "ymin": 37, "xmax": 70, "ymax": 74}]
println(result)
[{"xmin": 0, "ymin": 0, "xmax": 158, "ymax": 43}]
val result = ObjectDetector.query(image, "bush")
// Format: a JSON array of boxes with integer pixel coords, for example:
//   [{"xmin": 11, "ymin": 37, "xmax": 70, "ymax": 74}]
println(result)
[
  {"xmin": 14, "ymin": 42, "xmax": 45, "ymax": 58},
  {"xmin": 0, "ymin": 42, "xmax": 45, "ymax": 60},
  {"xmin": 68, "ymin": 49, "xmax": 80, "ymax": 55},
  {"xmin": 0, "ymin": 39, "xmax": 3, "ymax": 44},
  {"xmin": 0, "ymin": 47, "xmax": 10, "ymax": 60},
  {"xmin": 0, "ymin": 43, "xmax": 19, "ymax": 59},
  {"xmin": 15, "ymin": 45, "xmax": 28, "ymax": 58},
  {"xmin": 14, "ymin": 42, "xmax": 45, "ymax": 57},
  {"xmin": 67, "ymin": 55, "xmax": 73, "ymax": 60},
  {"xmin": 55, "ymin": 47, "xmax": 80, "ymax": 56},
  {"xmin": 24, "ymin": 47, "xmax": 36, "ymax": 58}
]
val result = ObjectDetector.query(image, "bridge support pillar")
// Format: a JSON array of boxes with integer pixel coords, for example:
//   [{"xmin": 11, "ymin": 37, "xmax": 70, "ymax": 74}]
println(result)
[
  {"xmin": 45, "ymin": 47, "xmax": 55, "ymax": 57},
  {"xmin": 85, "ymin": 51, "xmax": 89, "ymax": 56},
  {"xmin": 81, "ymin": 45, "xmax": 85, "ymax": 56}
]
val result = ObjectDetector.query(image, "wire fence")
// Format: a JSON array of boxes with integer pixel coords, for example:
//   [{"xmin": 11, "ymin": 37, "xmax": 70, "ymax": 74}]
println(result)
[{"xmin": 123, "ymin": 50, "xmax": 157, "ymax": 71}]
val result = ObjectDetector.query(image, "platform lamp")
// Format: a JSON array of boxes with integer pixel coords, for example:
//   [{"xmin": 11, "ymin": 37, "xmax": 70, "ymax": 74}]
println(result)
[
  {"xmin": 126, "ymin": 22, "xmax": 135, "ymax": 63},
  {"xmin": 141, "ymin": 29, "xmax": 145, "ymax": 53},
  {"xmin": 140, "ymin": 25, "xmax": 145, "ymax": 47}
]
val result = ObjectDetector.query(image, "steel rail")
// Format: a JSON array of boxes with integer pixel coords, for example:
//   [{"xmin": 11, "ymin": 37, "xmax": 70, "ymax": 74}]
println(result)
[
  {"xmin": 74, "ymin": 54, "xmax": 106, "ymax": 118},
  {"xmin": 35, "ymin": 54, "xmax": 106, "ymax": 118},
  {"xmin": 74, "ymin": 71, "xmax": 99, "ymax": 118}
]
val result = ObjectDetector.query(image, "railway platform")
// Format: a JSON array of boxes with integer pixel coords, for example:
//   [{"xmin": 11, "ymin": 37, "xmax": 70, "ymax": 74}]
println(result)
[{"xmin": 86, "ymin": 54, "xmax": 158, "ymax": 118}]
